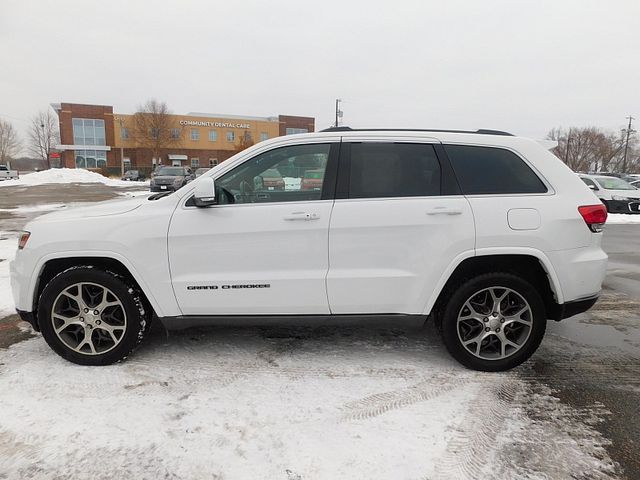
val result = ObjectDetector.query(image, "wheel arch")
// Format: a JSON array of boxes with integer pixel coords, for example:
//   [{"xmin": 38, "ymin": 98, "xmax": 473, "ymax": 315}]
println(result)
[
  {"xmin": 31, "ymin": 254, "xmax": 161, "ymax": 328},
  {"xmin": 427, "ymin": 251, "xmax": 564, "ymax": 321}
]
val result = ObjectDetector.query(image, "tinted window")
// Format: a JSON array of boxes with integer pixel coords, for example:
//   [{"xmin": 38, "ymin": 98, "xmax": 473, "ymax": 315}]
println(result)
[
  {"xmin": 445, "ymin": 145, "xmax": 547, "ymax": 195},
  {"xmin": 216, "ymin": 143, "xmax": 331, "ymax": 204},
  {"xmin": 348, "ymin": 143, "xmax": 441, "ymax": 199}
]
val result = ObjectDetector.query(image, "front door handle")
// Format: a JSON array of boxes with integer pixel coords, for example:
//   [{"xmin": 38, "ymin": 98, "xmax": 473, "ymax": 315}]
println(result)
[
  {"xmin": 283, "ymin": 212, "xmax": 320, "ymax": 221},
  {"xmin": 426, "ymin": 207, "xmax": 462, "ymax": 216}
]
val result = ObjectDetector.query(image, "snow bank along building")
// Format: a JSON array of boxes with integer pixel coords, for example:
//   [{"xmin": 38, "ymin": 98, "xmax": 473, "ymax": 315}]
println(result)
[{"xmin": 52, "ymin": 102, "xmax": 315, "ymax": 174}]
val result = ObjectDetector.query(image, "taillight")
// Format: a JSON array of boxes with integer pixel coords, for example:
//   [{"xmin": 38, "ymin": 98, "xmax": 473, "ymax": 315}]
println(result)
[
  {"xmin": 18, "ymin": 231, "xmax": 30, "ymax": 250},
  {"xmin": 578, "ymin": 205, "xmax": 607, "ymax": 233}
]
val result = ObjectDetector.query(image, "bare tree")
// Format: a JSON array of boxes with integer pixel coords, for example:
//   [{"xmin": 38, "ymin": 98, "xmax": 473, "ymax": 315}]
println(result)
[
  {"xmin": 233, "ymin": 131, "xmax": 254, "ymax": 154},
  {"xmin": 133, "ymin": 99, "xmax": 183, "ymax": 164},
  {"xmin": 0, "ymin": 119, "xmax": 20, "ymax": 166},
  {"xmin": 547, "ymin": 126, "xmax": 626, "ymax": 172},
  {"xmin": 28, "ymin": 110, "xmax": 59, "ymax": 169}
]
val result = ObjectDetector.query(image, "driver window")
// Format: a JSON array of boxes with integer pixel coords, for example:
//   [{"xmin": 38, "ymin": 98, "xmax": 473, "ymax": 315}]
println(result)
[{"xmin": 216, "ymin": 143, "xmax": 331, "ymax": 204}]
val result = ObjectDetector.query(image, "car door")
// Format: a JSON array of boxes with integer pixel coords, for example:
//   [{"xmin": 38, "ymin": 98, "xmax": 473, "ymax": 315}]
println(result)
[
  {"xmin": 327, "ymin": 137, "xmax": 475, "ymax": 314},
  {"xmin": 168, "ymin": 140, "xmax": 339, "ymax": 315}
]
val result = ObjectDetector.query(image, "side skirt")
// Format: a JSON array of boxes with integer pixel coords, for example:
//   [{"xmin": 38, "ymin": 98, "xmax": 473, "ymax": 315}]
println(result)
[{"xmin": 158, "ymin": 314, "xmax": 428, "ymax": 331}]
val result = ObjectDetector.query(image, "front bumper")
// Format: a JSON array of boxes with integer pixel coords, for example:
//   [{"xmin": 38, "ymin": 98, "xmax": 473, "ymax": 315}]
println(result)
[
  {"xmin": 606, "ymin": 199, "xmax": 640, "ymax": 214},
  {"xmin": 16, "ymin": 309, "xmax": 39, "ymax": 331},
  {"xmin": 150, "ymin": 185, "xmax": 177, "ymax": 192}
]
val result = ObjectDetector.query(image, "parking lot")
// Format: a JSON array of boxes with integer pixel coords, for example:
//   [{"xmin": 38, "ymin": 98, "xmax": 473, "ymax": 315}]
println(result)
[{"xmin": 0, "ymin": 182, "xmax": 638, "ymax": 480}]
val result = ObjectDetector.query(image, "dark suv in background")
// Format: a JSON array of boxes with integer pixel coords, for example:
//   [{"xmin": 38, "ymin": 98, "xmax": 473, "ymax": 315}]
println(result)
[{"xmin": 150, "ymin": 166, "xmax": 195, "ymax": 192}]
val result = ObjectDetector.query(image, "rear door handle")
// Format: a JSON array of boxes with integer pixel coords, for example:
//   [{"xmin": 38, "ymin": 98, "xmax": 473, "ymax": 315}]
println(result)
[
  {"xmin": 283, "ymin": 212, "xmax": 320, "ymax": 221},
  {"xmin": 426, "ymin": 207, "xmax": 462, "ymax": 216}
]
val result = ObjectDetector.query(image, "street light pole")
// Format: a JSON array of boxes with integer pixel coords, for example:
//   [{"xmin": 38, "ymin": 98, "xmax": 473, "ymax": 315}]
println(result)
[
  {"xmin": 622, "ymin": 116, "xmax": 635, "ymax": 174},
  {"xmin": 40, "ymin": 123, "xmax": 49, "ymax": 169},
  {"xmin": 117, "ymin": 117, "xmax": 125, "ymax": 177},
  {"xmin": 334, "ymin": 99, "xmax": 342, "ymax": 128}
]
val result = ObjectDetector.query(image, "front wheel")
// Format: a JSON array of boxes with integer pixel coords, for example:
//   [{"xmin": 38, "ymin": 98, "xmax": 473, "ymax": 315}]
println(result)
[
  {"xmin": 439, "ymin": 273, "xmax": 546, "ymax": 371},
  {"xmin": 38, "ymin": 267, "xmax": 151, "ymax": 365}
]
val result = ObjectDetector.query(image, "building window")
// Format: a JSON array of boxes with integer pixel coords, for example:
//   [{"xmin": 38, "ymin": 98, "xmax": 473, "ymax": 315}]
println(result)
[
  {"xmin": 209, "ymin": 130, "xmax": 218, "ymax": 142},
  {"xmin": 191, "ymin": 158, "xmax": 199, "ymax": 168},
  {"xmin": 150, "ymin": 128, "xmax": 159, "ymax": 139},
  {"xmin": 171, "ymin": 128, "xmax": 181, "ymax": 139},
  {"xmin": 285, "ymin": 127, "xmax": 308, "ymax": 135},
  {"xmin": 73, "ymin": 118, "xmax": 106, "ymax": 146},
  {"xmin": 191, "ymin": 129, "xmax": 200, "ymax": 141},
  {"xmin": 121, "ymin": 127, "xmax": 129, "ymax": 140},
  {"xmin": 226, "ymin": 131, "xmax": 235, "ymax": 142},
  {"xmin": 75, "ymin": 149, "xmax": 107, "ymax": 169},
  {"xmin": 209, "ymin": 158, "xmax": 218, "ymax": 167},
  {"xmin": 260, "ymin": 132, "xmax": 269, "ymax": 142}
]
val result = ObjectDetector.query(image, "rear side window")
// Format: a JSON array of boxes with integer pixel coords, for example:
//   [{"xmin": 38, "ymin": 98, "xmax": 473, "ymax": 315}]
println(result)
[
  {"xmin": 445, "ymin": 145, "xmax": 547, "ymax": 195},
  {"xmin": 348, "ymin": 143, "xmax": 441, "ymax": 198}
]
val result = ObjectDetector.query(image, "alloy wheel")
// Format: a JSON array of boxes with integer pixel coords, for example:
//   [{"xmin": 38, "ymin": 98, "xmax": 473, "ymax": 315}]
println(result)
[
  {"xmin": 51, "ymin": 282, "xmax": 127, "ymax": 355},
  {"xmin": 456, "ymin": 286, "xmax": 533, "ymax": 360}
]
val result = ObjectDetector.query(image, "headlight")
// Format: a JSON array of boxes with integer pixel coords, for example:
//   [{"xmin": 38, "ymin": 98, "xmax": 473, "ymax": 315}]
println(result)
[{"xmin": 611, "ymin": 195, "xmax": 629, "ymax": 201}]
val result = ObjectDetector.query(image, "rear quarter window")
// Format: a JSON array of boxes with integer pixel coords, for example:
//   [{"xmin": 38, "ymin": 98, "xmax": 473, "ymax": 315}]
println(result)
[{"xmin": 444, "ymin": 145, "xmax": 547, "ymax": 195}]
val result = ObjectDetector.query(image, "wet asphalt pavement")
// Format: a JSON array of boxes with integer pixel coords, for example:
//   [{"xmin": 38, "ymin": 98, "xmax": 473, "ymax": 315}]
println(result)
[{"xmin": 0, "ymin": 183, "xmax": 638, "ymax": 479}]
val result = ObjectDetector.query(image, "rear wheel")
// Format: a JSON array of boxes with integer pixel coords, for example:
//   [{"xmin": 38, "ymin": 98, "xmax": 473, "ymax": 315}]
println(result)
[
  {"xmin": 439, "ymin": 273, "xmax": 546, "ymax": 371},
  {"xmin": 38, "ymin": 267, "xmax": 150, "ymax": 365}
]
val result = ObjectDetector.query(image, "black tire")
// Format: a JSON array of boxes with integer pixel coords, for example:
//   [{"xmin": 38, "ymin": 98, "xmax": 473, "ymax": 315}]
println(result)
[
  {"xmin": 38, "ymin": 266, "xmax": 151, "ymax": 366},
  {"xmin": 439, "ymin": 272, "xmax": 546, "ymax": 372}
]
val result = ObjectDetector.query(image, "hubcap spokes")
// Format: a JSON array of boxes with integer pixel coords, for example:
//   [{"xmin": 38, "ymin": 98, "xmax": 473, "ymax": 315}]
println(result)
[
  {"xmin": 457, "ymin": 287, "xmax": 532, "ymax": 360},
  {"xmin": 51, "ymin": 282, "xmax": 127, "ymax": 355}
]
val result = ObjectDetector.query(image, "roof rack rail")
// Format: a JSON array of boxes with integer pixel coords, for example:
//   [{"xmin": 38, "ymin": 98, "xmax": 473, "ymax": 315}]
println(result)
[{"xmin": 320, "ymin": 126, "xmax": 514, "ymax": 136}]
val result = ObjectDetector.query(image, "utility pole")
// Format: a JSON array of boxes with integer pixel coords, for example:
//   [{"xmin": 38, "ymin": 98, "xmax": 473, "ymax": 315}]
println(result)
[
  {"xmin": 334, "ymin": 99, "xmax": 342, "ymax": 128},
  {"xmin": 622, "ymin": 116, "xmax": 635, "ymax": 174}
]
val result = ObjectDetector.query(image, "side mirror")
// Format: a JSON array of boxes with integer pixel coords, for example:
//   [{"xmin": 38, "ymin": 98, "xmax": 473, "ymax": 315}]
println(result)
[
  {"xmin": 193, "ymin": 177, "xmax": 217, "ymax": 207},
  {"xmin": 588, "ymin": 184, "xmax": 598, "ymax": 191}
]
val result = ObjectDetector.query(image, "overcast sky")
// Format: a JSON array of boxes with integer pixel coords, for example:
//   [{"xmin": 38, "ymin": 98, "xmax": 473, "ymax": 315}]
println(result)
[{"xmin": 1, "ymin": 0, "xmax": 639, "ymax": 151}]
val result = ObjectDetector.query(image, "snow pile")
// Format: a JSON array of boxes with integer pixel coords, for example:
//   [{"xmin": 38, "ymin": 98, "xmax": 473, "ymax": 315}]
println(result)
[
  {"xmin": 0, "ymin": 168, "xmax": 147, "ymax": 188},
  {"xmin": 606, "ymin": 213, "xmax": 640, "ymax": 224}
]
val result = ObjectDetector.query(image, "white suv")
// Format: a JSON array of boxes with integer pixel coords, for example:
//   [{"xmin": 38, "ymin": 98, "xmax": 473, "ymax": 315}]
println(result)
[{"xmin": 10, "ymin": 128, "xmax": 608, "ymax": 371}]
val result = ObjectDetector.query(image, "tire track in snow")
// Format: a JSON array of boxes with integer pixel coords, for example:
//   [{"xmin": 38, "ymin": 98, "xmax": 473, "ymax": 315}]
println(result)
[
  {"xmin": 340, "ymin": 375, "xmax": 470, "ymax": 422},
  {"xmin": 429, "ymin": 375, "xmax": 618, "ymax": 480}
]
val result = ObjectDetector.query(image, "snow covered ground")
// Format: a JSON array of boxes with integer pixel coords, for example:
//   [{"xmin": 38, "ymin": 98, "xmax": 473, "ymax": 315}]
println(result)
[
  {"xmin": 606, "ymin": 213, "xmax": 640, "ymax": 224},
  {"xmin": 0, "ymin": 168, "xmax": 149, "ymax": 188},
  {"xmin": 0, "ymin": 324, "xmax": 618, "ymax": 480}
]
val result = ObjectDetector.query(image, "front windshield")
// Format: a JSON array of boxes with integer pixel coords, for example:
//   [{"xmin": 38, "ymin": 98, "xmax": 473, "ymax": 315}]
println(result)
[
  {"xmin": 594, "ymin": 176, "xmax": 637, "ymax": 190},
  {"xmin": 155, "ymin": 167, "xmax": 184, "ymax": 176}
]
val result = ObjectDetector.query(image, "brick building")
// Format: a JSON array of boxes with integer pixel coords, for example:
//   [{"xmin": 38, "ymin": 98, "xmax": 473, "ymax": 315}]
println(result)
[{"xmin": 51, "ymin": 103, "xmax": 315, "ymax": 174}]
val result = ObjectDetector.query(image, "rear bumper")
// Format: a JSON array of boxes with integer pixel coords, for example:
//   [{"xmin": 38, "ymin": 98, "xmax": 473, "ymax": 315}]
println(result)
[{"xmin": 549, "ymin": 294, "xmax": 599, "ymax": 321}]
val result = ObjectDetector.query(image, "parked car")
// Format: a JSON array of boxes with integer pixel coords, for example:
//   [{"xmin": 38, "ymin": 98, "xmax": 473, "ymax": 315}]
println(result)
[
  {"xmin": 257, "ymin": 168, "xmax": 285, "ymax": 190},
  {"xmin": 0, "ymin": 165, "xmax": 19, "ymax": 180},
  {"xmin": 121, "ymin": 169, "xmax": 145, "ymax": 181},
  {"xmin": 195, "ymin": 168, "xmax": 210, "ymax": 177},
  {"xmin": 149, "ymin": 166, "xmax": 194, "ymax": 192},
  {"xmin": 11, "ymin": 128, "xmax": 608, "ymax": 371},
  {"xmin": 301, "ymin": 169, "xmax": 324, "ymax": 190},
  {"xmin": 578, "ymin": 173, "xmax": 640, "ymax": 214},
  {"xmin": 631, "ymin": 179, "xmax": 640, "ymax": 188}
]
